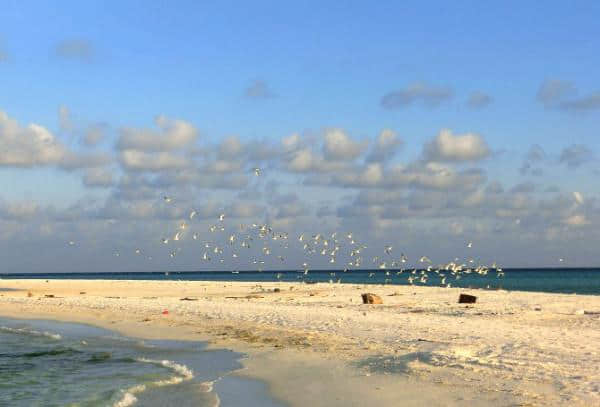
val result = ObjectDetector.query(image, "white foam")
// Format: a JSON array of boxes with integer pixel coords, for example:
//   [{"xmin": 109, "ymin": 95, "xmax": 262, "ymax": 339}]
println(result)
[
  {"xmin": 113, "ymin": 384, "xmax": 146, "ymax": 407},
  {"xmin": 0, "ymin": 325, "xmax": 62, "ymax": 340},
  {"xmin": 135, "ymin": 358, "xmax": 194, "ymax": 387}
]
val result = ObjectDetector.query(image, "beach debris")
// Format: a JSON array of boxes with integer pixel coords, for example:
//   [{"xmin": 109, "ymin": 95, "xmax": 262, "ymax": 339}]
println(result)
[
  {"xmin": 162, "ymin": 309, "xmax": 169, "ymax": 315},
  {"xmin": 575, "ymin": 309, "xmax": 600, "ymax": 315},
  {"xmin": 458, "ymin": 294, "xmax": 477, "ymax": 304},
  {"xmin": 273, "ymin": 288, "xmax": 281, "ymax": 293},
  {"xmin": 79, "ymin": 291, "xmax": 86, "ymax": 295},
  {"xmin": 44, "ymin": 294, "xmax": 55, "ymax": 298},
  {"xmin": 361, "ymin": 293, "xmax": 383, "ymax": 304},
  {"xmin": 180, "ymin": 297, "xmax": 198, "ymax": 301},
  {"xmin": 27, "ymin": 291, "xmax": 33, "ymax": 297}
]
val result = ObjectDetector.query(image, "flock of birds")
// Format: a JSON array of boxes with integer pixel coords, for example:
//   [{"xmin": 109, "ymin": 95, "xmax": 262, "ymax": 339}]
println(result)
[{"xmin": 66, "ymin": 167, "xmax": 580, "ymax": 286}]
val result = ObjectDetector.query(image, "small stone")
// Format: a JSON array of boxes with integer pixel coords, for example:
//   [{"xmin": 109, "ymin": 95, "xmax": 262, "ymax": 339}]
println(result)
[{"xmin": 575, "ymin": 309, "xmax": 585, "ymax": 315}]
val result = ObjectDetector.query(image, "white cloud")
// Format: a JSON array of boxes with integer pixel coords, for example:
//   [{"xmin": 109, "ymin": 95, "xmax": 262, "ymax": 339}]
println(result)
[
  {"xmin": 423, "ymin": 129, "xmax": 490, "ymax": 162},
  {"xmin": 322, "ymin": 128, "xmax": 366, "ymax": 160},
  {"xmin": 218, "ymin": 136, "xmax": 244, "ymax": 159},
  {"xmin": 366, "ymin": 129, "xmax": 402, "ymax": 162},
  {"xmin": 563, "ymin": 214, "xmax": 588, "ymax": 227},
  {"xmin": 119, "ymin": 150, "xmax": 188, "ymax": 171},
  {"xmin": 83, "ymin": 168, "xmax": 114, "ymax": 188},
  {"xmin": 116, "ymin": 115, "xmax": 198, "ymax": 152},
  {"xmin": 0, "ymin": 110, "xmax": 66, "ymax": 167}
]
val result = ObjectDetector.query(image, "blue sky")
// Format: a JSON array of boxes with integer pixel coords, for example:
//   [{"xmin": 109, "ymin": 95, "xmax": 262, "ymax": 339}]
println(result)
[{"xmin": 1, "ymin": 1, "xmax": 599, "ymax": 272}]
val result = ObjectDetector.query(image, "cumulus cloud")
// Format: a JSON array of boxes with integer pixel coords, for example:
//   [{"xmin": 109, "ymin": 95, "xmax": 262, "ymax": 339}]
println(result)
[
  {"xmin": 244, "ymin": 80, "xmax": 276, "ymax": 99},
  {"xmin": 322, "ymin": 128, "xmax": 366, "ymax": 161},
  {"xmin": 559, "ymin": 144, "xmax": 594, "ymax": 168},
  {"xmin": 116, "ymin": 115, "xmax": 198, "ymax": 152},
  {"xmin": 55, "ymin": 39, "xmax": 94, "ymax": 61},
  {"xmin": 423, "ymin": 129, "xmax": 490, "ymax": 162},
  {"xmin": 218, "ymin": 136, "xmax": 244, "ymax": 159},
  {"xmin": 537, "ymin": 79, "xmax": 600, "ymax": 111},
  {"xmin": 520, "ymin": 144, "xmax": 546, "ymax": 176},
  {"xmin": 84, "ymin": 123, "xmax": 107, "ymax": 146},
  {"xmin": 563, "ymin": 214, "xmax": 588, "ymax": 227},
  {"xmin": 0, "ymin": 199, "xmax": 38, "ymax": 220},
  {"xmin": 366, "ymin": 129, "xmax": 402, "ymax": 163},
  {"xmin": 381, "ymin": 82, "xmax": 453, "ymax": 109},
  {"xmin": 466, "ymin": 91, "xmax": 493, "ymax": 109},
  {"xmin": 83, "ymin": 168, "xmax": 114, "ymax": 188},
  {"xmin": 119, "ymin": 150, "xmax": 189, "ymax": 171},
  {"xmin": 0, "ymin": 112, "xmax": 64, "ymax": 167}
]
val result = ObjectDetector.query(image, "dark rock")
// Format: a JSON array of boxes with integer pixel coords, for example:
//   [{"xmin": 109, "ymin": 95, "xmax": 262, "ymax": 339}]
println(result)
[{"xmin": 458, "ymin": 294, "xmax": 477, "ymax": 304}]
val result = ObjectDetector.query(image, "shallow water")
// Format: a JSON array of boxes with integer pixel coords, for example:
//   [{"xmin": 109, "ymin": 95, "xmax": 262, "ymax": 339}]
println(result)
[{"xmin": 0, "ymin": 317, "xmax": 284, "ymax": 407}]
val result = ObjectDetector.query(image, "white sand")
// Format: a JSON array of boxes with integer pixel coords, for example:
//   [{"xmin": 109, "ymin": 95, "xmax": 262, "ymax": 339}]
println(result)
[{"xmin": 1, "ymin": 279, "xmax": 599, "ymax": 406}]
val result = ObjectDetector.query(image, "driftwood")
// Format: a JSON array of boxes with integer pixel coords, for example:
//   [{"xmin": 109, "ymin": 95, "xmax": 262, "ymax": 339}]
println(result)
[{"xmin": 361, "ymin": 293, "xmax": 383, "ymax": 304}]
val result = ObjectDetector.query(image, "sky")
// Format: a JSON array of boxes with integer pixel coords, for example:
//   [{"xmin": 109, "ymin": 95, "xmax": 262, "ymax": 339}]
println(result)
[{"xmin": 1, "ymin": 1, "xmax": 600, "ymax": 272}]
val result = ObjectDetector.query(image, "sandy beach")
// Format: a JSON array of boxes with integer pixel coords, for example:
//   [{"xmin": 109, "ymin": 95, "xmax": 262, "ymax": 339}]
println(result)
[{"xmin": 1, "ymin": 279, "xmax": 599, "ymax": 406}]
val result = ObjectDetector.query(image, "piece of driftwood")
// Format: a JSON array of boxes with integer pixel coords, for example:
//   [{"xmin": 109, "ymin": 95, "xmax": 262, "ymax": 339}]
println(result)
[{"xmin": 361, "ymin": 293, "xmax": 383, "ymax": 304}]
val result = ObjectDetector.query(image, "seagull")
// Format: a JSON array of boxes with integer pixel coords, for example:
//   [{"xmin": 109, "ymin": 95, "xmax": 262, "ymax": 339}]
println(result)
[
  {"xmin": 384, "ymin": 245, "xmax": 392, "ymax": 255},
  {"xmin": 253, "ymin": 168, "xmax": 261, "ymax": 176},
  {"xmin": 161, "ymin": 238, "xmax": 169, "ymax": 244},
  {"xmin": 467, "ymin": 241, "xmax": 473, "ymax": 248},
  {"xmin": 219, "ymin": 213, "xmax": 225, "ymax": 222},
  {"xmin": 573, "ymin": 191, "xmax": 584, "ymax": 205},
  {"xmin": 135, "ymin": 248, "xmax": 141, "ymax": 255},
  {"xmin": 189, "ymin": 210, "xmax": 197, "ymax": 219},
  {"xmin": 163, "ymin": 196, "xmax": 172, "ymax": 203},
  {"xmin": 173, "ymin": 232, "xmax": 180, "ymax": 241},
  {"xmin": 68, "ymin": 241, "xmax": 75, "ymax": 246}
]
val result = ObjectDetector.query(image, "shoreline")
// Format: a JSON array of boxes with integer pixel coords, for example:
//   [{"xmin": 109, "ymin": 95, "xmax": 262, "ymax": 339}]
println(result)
[{"xmin": 1, "ymin": 279, "xmax": 599, "ymax": 406}]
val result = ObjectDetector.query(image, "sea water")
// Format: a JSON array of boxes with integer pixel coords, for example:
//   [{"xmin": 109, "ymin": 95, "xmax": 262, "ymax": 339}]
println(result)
[
  {"xmin": 0, "ymin": 317, "xmax": 284, "ymax": 407},
  {"xmin": 3, "ymin": 268, "xmax": 600, "ymax": 295}
]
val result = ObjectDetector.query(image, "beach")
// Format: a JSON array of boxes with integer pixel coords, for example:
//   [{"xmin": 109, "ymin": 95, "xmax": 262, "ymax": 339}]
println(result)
[{"xmin": 1, "ymin": 279, "xmax": 599, "ymax": 406}]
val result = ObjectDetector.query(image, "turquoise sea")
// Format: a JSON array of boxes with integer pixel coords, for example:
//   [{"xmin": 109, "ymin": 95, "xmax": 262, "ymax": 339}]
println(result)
[
  {"xmin": 3, "ymin": 268, "xmax": 600, "ymax": 295},
  {"xmin": 0, "ymin": 317, "xmax": 284, "ymax": 407}
]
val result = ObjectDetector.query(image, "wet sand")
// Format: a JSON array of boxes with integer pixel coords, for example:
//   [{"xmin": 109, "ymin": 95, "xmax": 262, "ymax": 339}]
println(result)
[{"xmin": 1, "ymin": 279, "xmax": 599, "ymax": 406}]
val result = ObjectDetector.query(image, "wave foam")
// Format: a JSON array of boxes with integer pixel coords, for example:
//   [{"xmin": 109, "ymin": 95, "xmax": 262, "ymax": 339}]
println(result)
[
  {"xmin": 0, "ymin": 325, "xmax": 62, "ymax": 340},
  {"xmin": 135, "ymin": 358, "xmax": 194, "ymax": 386},
  {"xmin": 113, "ymin": 385, "xmax": 146, "ymax": 407}
]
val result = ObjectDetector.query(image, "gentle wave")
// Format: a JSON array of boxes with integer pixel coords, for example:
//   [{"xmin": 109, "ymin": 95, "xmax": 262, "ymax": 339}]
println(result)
[
  {"xmin": 113, "ymin": 384, "xmax": 146, "ymax": 407},
  {"xmin": 0, "ymin": 325, "xmax": 62, "ymax": 340},
  {"xmin": 23, "ymin": 347, "xmax": 81, "ymax": 358},
  {"xmin": 110, "ymin": 358, "xmax": 195, "ymax": 406}
]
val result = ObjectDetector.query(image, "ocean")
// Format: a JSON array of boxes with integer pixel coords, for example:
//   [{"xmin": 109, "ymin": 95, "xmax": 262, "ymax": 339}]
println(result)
[
  {"xmin": 0, "ymin": 317, "xmax": 284, "ymax": 407},
  {"xmin": 2, "ymin": 268, "xmax": 600, "ymax": 295}
]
